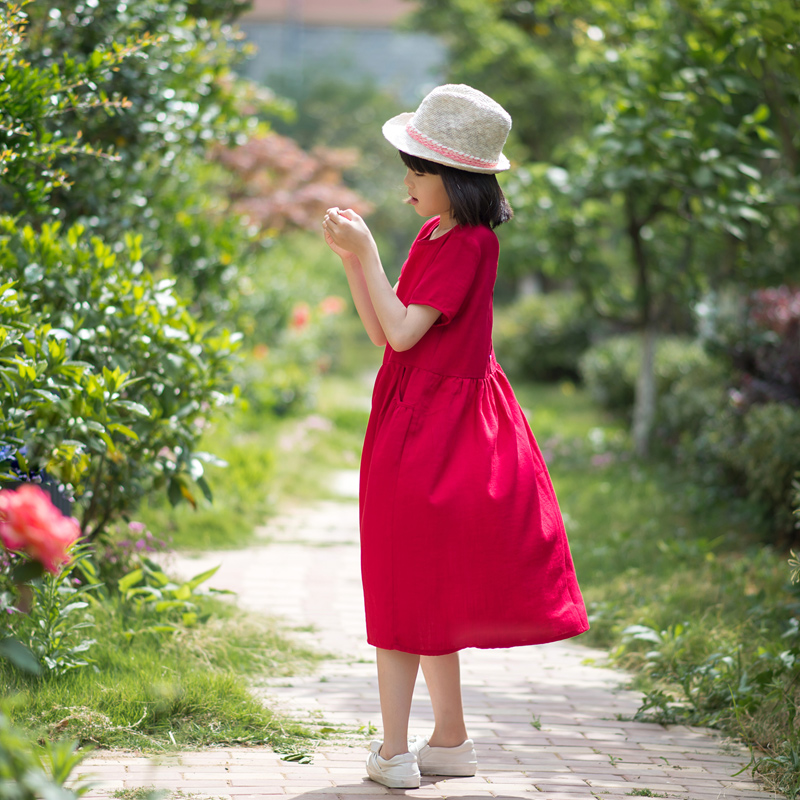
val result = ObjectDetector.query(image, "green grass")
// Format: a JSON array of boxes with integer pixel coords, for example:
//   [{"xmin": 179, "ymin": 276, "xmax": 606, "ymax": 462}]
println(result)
[{"xmin": 2, "ymin": 596, "xmax": 321, "ymax": 752}]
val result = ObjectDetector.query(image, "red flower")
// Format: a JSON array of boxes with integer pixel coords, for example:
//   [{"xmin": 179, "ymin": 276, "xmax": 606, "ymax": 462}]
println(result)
[
  {"xmin": 290, "ymin": 303, "xmax": 311, "ymax": 330},
  {"xmin": 0, "ymin": 485, "xmax": 81, "ymax": 574}
]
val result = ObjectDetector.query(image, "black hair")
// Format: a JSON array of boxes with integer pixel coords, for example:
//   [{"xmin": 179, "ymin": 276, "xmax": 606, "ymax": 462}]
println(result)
[{"xmin": 399, "ymin": 151, "xmax": 513, "ymax": 230}]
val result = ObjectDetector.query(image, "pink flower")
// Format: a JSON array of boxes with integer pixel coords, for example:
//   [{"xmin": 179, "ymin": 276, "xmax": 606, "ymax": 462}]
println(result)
[
  {"xmin": 318, "ymin": 295, "xmax": 346, "ymax": 316},
  {"xmin": 0, "ymin": 485, "xmax": 81, "ymax": 574},
  {"xmin": 252, "ymin": 343, "xmax": 270, "ymax": 360},
  {"xmin": 290, "ymin": 303, "xmax": 311, "ymax": 330}
]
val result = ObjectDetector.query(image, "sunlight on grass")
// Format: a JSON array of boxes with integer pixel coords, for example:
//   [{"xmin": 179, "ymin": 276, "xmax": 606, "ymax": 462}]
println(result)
[{"xmin": 2, "ymin": 596, "xmax": 321, "ymax": 751}]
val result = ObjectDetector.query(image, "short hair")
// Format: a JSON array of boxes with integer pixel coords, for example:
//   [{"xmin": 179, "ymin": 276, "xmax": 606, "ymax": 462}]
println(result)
[{"xmin": 399, "ymin": 151, "xmax": 513, "ymax": 230}]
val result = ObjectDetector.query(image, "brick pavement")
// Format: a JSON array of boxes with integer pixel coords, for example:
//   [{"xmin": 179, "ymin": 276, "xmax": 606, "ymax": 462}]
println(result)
[{"xmin": 80, "ymin": 496, "xmax": 775, "ymax": 800}]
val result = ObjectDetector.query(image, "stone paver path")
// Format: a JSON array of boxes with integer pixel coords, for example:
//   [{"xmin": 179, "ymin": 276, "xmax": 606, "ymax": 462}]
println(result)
[{"xmin": 81, "ymin": 498, "xmax": 775, "ymax": 800}]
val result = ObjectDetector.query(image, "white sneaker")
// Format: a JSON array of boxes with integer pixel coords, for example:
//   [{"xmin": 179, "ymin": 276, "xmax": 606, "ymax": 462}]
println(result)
[
  {"xmin": 409, "ymin": 736, "xmax": 478, "ymax": 776},
  {"xmin": 366, "ymin": 740, "xmax": 421, "ymax": 788}
]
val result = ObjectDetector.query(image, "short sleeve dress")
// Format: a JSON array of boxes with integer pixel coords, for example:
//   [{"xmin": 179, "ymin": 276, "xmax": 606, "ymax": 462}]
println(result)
[{"xmin": 359, "ymin": 217, "xmax": 589, "ymax": 656}]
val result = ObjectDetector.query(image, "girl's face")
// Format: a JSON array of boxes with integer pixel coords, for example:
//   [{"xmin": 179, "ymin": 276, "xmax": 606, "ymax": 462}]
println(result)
[{"xmin": 404, "ymin": 169, "xmax": 453, "ymax": 223}]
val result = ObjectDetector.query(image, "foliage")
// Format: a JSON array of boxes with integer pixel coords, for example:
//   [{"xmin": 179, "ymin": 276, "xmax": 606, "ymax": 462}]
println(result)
[
  {"xmin": 410, "ymin": 0, "xmax": 586, "ymax": 163},
  {"xmin": 413, "ymin": 0, "xmax": 800, "ymax": 454},
  {"xmin": 688, "ymin": 402, "xmax": 800, "ymax": 539},
  {"xmin": 9, "ymin": 544, "xmax": 100, "ymax": 677},
  {"xmin": 656, "ymin": 354, "xmax": 730, "ymax": 444},
  {"xmin": 169, "ymin": 131, "xmax": 371, "ymax": 323},
  {"xmin": 492, "ymin": 292, "xmax": 593, "ymax": 382},
  {"xmin": 116, "ymin": 559, "xmax": 230, "ymax": 639},
  {"xmin": 0, "ymin": 1, "xmax": 151, "ymax": 217},
  {"xmin": 701, "ymin": 285, "xmax": 800, "ymax": 406},
  {"xmin": 263, "ymin": 73, "xmax": 425, "ymax": 272},
  {"xmin": 0, "ymin": 701, "xmax": 92, "ymax": 800},
  {"xmin": 661, "ymin": 286, "xmax": 800, "ymax": 538},
  {"xmin": 92, "ymin": 520, "xmax": 172, "ymax": 589},
  {"xmin": 0, "ymin": 217, "xmax": 240, "ymax": 540},
  {"xmin": 1, "ymin": 0, "xmax": 289, "ymax": 330},
  {"xmin": 578, "ymin": 335, "xmax": 711, "ymax": 414},
  {"xmin": 12, "ymin": 0, "xmax": 262, "ymax": 233},
  {"xmin": 213, "ymin": 133, "xmax": 371, "ymax": 235}
]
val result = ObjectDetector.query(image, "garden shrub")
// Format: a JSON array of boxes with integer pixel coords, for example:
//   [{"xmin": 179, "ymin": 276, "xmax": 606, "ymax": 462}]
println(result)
[
  {"xmin": 734, "ymin": 404, "xmax": 800, "ymax": 534},
  {"xmin": 578, "ymin": 334, "xmax": 711, "ymax": 415},
  {"xmin": 680, "ymin": 286, "xmax": 800, "ymax": 538},
  {"xmin": 700, "ymin": 285, "xmax": 800, "ymax": 406},
  {"xmin": 657, "ymin": 356, "xmax": 730, "ymax": 444},
  {"xmin": 492, "ymin": 292, "xmax": 592, "ymax": 382},
  {"xmin": 0, "ymin": 218, "xmax": 240, "ymax": 539},
  {"xmin": 689, "ymin": 403, "xmax": 800, "ymax": 538}
]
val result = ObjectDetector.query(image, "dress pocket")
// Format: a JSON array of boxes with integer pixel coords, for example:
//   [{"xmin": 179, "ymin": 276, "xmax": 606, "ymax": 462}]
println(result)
[{"xmin": 395, "ymin": 365, "xmax": 426, "ymax": 408}]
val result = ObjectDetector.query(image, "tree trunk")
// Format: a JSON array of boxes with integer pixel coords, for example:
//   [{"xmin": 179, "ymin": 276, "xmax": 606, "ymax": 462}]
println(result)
[
  {"xmin": 632, "ymin": 324, "xmax": 657, "ymax": 458},
  {"xmin": 626, "ymin": 192, "xmax": 657, "ymax": 458}
]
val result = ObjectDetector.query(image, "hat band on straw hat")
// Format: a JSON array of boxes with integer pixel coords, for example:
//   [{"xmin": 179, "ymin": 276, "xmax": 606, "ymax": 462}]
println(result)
[{"xmin": 405, "ymin": 121, "xmax": 499, "ymax": 170}]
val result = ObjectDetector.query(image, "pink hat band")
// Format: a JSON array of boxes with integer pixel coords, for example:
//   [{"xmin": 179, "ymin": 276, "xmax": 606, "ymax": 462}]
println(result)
[{"xmin": 405, "ymin": 122, "xmax": 499, "ymax": 170}]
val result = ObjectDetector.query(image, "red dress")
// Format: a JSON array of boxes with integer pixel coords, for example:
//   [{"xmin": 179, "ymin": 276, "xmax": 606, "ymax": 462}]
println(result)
[{"xmin": 359, "ymin": 217, "xmax": 589, "ymax": 656}]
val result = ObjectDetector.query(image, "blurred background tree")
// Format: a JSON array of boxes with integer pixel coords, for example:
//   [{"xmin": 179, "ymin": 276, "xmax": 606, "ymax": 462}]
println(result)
[{"xmin": 411, "ymin": 0, "xmax": 799, "ymax": 459}]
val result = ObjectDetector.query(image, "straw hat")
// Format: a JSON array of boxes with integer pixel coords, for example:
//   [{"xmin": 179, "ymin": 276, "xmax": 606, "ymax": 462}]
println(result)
[{"xmin": 382, "ymin": 84, "xmax": 511, "ymax": 174}]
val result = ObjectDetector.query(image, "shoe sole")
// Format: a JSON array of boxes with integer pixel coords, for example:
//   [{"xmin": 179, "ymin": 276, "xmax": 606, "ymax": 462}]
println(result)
[
  {"xmin": 366, "ymin": 764, "xmax": 420, "ymax": 788},
  {"xmin": 420, "ymin": 765, "xmax": 477, "ymax": 777}
]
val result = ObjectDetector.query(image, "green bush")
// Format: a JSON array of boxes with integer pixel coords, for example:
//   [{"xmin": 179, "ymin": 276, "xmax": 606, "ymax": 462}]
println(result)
[
  {"xmin": 578, "ymin": 334, "xmax": 712, "ymax": 415},
  {"xmin": 736, "ymin": 404, "xmax": 800, "ymax": 534},
  {"xmin": 690, "ymin": 403, "xmax": 800, "ymax": 538},
  {"xmin": 657, "ymin": 355, "xmax": 730, "ymax": 444},
  {"xmin": 0, "ymin": 218, "xmax": 240, "ymax": 539},
  {"xmin": 493, "ymin": 292, "xmax": 592, "ymax": 382}
]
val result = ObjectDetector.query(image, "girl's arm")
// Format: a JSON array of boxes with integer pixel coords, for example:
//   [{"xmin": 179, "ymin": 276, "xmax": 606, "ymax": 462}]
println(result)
[
  {"xmin": 341, "ymin": 253, "xmax": 388, "ymax": 347},
  {"xmin": 323, "ymin": 208, "xmax": 439, "ymax": 353},
  {"xmin": 323, "ymin": 212, "xmax": 387, "ymax": 346}
]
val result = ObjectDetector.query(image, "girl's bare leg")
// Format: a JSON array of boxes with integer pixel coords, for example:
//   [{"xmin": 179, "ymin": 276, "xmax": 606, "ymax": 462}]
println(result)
[
  {"xmin": 376, "ymin": 648, "xmax": 420, "ymax": 758},
  {"xmin": 420, "ymin": 653, "xmax": 469, "ymax": 746}
]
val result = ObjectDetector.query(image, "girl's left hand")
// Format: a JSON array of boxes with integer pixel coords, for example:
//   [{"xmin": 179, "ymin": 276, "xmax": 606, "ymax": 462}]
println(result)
[{"xmin": 323, "ymin": 208, "xmax": 375, "ymax": 259}]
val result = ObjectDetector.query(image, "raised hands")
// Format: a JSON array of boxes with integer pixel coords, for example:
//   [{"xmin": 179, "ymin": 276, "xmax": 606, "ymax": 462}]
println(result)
[{"xmin": 322, "ymin": 207, "xmax": 376, "ymax": 261}]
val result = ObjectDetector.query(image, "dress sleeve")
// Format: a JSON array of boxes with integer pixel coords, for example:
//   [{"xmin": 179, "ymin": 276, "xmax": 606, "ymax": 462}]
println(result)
[{"xmin": 406, "ymin": 234, "xmax": 481, "ymax": 326}]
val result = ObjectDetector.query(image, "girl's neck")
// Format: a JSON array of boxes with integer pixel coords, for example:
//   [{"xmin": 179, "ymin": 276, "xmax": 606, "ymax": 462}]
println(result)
[{"xmin": 430, "ymin": 211, "xmax": 457, "ymax": 240}]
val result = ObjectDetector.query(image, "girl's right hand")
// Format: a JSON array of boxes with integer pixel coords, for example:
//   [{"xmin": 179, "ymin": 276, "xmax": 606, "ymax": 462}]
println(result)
[
  {"xmin": 323, "ymin": 207, "xmax": 376, "ymax": 262},
  {"xmin": 323, "ymin": 208, "xmax": 356, "ymax": 261}
]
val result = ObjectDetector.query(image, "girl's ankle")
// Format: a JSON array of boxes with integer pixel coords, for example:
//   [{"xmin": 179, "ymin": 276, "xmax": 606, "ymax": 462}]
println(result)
[
  {"xmin": 380, "ymin": 744, "xmax": 410, "ymax": 760},
  {"xmin": 427, "ymin": 735, "xmax": 468, "ymax": 749}
]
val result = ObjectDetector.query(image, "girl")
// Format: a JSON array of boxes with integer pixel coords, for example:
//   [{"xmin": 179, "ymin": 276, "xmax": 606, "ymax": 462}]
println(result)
[{"xmin": 322, "ymin": 84, "xmax": 589, "ymax": 790}]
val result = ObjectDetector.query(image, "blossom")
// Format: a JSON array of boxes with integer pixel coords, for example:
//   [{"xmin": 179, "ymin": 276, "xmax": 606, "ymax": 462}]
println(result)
[
  {"xmin": 290, "ymin": 302, "xmax": 311, "ymax": 330},
  {"xmin": 319, "ymin": 295, "xmax": 346, "ymax": 316},
  {"xmin": 252, "ymin": 343, "xmax": 270, "ymax": 360},
  {"xmin": 0, "ymin": 485, "xmax": 81, "ymax": 574}
]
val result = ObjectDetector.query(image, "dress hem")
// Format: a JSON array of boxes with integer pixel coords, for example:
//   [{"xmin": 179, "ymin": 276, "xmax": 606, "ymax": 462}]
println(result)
[{"xmin": 366, "ymin": 624, "xmax": 590, "ymax": 657}]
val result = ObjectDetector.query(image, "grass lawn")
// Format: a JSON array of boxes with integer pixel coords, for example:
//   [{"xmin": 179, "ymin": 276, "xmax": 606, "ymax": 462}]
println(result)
[{"xmin": 1, "ymin": 593, "xmax": 322, "ymax": 752}]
